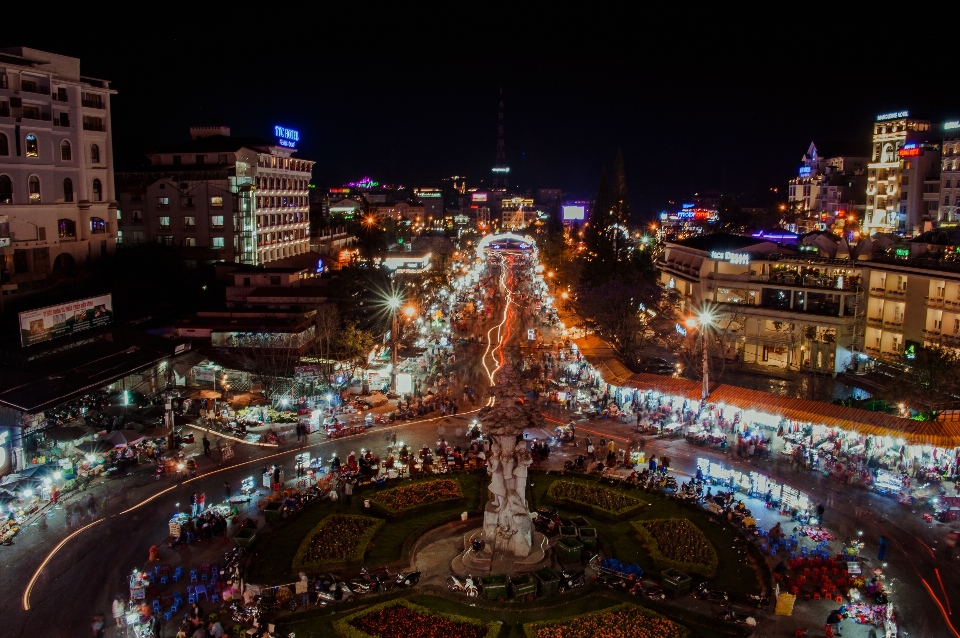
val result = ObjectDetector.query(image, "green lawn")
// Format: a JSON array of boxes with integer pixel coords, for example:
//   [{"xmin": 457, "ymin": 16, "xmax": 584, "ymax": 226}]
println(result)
[
  {"xmin": 248, "ymin": 472, "xmax": 484, "ymax": 583},
  {"xmin": 527, "ymin": 473, "xmax": 762, "ymax": 599}
]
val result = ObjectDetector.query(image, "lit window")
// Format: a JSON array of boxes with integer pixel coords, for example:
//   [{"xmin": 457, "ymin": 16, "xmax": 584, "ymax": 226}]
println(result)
[
  {"xmin": 132, "ymin": 210, "xmax": 143, "ymax": 223},
  {"xmin": 26, "ymin": 134, "xmax": 38, "ymax": 158},
  {"xmin": 159, "ymin": 216, "xmax": 170, "ymax": 228},
  {"xmin": 90, "ymin": 217, "xmax": 106, "ymax": 234},
  {"xmin": 116, "ymin": 210, "xmax": 122, "ymax": 220},
  {"xmin": 211, "ymin": 196, "xmax": 223, "ymax": 207},
  {"xmin": 211, "ymin": 215, "xmax": 224, "ymax": 228},
  {"xmin": 28, "ymin": 175, "xmax": 41, "ymax": 203},
  {"xmin": 157, "ymin": 197, "xmax": 169, "ymax": 207},
  {"xmin": 58, "ymin": 218, "xmax": 76, "ymax": 238},
  {"xmin": 116, "ymin": 230, "xmax": 122, "ymax": 244},
  {"xmin": 183, "ymin": 216, "xmax": 196, "ymax": 229},
  {"xmin": 183, "ymin": 237, "xmax": 196, "ymax": 247},
  {"xmin": 212, "ymin": 236, "xmax": 225, "ymax": 249}
]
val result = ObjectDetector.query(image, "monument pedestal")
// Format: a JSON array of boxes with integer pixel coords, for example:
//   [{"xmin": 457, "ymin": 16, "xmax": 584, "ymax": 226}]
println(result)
[{"xmin": 451, "ymin": 525, "xmax": 551, "ymax": 577}]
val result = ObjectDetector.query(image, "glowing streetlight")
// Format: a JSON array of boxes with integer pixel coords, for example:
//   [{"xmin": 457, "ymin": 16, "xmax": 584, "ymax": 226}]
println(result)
[
  {"xmin": 687, "ymin": 308, "xmax": 717, "ymax": 400},
  {"xmin": 404, "ymin": 306, "xmax": 415, "ymax": 318},
  {"xmin": 388, "ymin": 296, "xmax": 401, "ymax": 310}
]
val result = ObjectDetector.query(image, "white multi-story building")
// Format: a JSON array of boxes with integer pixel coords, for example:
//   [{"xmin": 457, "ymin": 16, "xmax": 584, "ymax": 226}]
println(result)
[
  {"xmin": 939, "ymin": 121, "xmax": 960, "ymax": 224},
  {"xmin": 863, "ymin": 111, "xmax": 940, "ymax": 237},
  {"xmin": 0, "ymin": 47, "xmax": 117, "ymax": 296},
  {"xmin": 117, "ymin": 126, "xmax": 313, "ymax": 265}
]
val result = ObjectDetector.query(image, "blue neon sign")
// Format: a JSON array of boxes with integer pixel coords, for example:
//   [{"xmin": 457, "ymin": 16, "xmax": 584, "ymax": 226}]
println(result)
[
  {"xmin": 274, "ymin": 126, "xmax": 299, "ymax": 149},
  {"xmin": 799, "ymin": 166, "xmax": 812, "ymax": 177}
]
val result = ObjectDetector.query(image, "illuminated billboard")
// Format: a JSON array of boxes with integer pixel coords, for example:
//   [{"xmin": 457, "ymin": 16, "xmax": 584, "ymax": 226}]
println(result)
[
  {"xmin": 19, "ymin": 294, "xmax": 114, "ymax": 347},
  {"xmin": 562, "ymin": 205, "xmax": 585, "ymax": 221},
  {"xmin": 274, "ymin": 125, "xmax": 299, "ymax": 149},
  {"xmin": 472, "ymin": 192, "xmax": 488, "ymax": 202}
]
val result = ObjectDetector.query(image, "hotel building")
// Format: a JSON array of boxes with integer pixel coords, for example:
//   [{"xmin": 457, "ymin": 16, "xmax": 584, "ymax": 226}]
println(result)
[{"xmin": 0, "ymin": 47, "xmax": 118, "ymax": 296}]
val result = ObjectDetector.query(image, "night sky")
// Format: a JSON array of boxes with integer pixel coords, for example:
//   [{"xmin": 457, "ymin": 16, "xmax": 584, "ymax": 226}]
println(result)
[{"xmin": 5, "ymin": 18, "xmax": 958, "ymax": 221}]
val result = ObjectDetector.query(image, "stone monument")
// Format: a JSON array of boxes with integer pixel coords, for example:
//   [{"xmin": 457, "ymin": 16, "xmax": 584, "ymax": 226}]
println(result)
[{"xmin": 477, "ymin": 366, "xmax": 544, "ymax": 558}]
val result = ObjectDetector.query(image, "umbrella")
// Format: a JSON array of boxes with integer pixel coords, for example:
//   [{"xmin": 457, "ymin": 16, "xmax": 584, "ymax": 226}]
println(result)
[
  {"xmin": 523, "ymin": 427, "xmax": 553, "ymax": 441},
  {"xmin": 141, "ymin": 426, "xmax": 172, "ymax": 438},
  {"xmin": 77, "ymin": 440, "xmax": 113, "ymax": 454},
  {"xmin": 101, "ymin": 430, "xmax": 145, "ymax": 447},
  {"xmin": 45, "ymin": 426, "xmax": 90, "ymax": 442}
]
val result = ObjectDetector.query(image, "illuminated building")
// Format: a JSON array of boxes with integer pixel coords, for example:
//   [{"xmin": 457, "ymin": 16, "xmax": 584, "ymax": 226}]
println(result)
[
  {"xmin": 658, "ymin": 203, "xmax": 718, "ymax": 240},
  {"xmin": 787, "ymin": 143, "xmax": 866, "ymax": 233},
  {"xmin": 117, "ymin": 126, "xmax": 313, "ymax": 266},
  {"xmin": 863, "ymin": 112, "xmax": 940, "ymax": 237},
  {"xmin": 938, "ymin": 121, "xmax": 960, "ymax": 224},
  {"xmin": 0, "ymin": 47, "xmax": 118, "ymax": 296}
]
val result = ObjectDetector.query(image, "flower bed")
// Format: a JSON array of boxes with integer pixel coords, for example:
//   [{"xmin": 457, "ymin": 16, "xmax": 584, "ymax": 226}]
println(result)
[
  {"xmin": 547, "ymin": 480, "xmax": 647, "ymax": 519},
  {"xmin": 293, "ymin": 514, "xmax": 383, "ymax": 571},
  {"xmin": 368, "ymin": 479, "xmax": 462, "ymax": 516},
  {"xmin": 524, "ymin": 603, "xmax": 688, "ymax": 638},
  {"xmin": 632, "ymin": 518, "xmax": 718, "ymax": 576},
  {"xmin": 334, "ymin": 599, "xmax": 500, "ymax": 638}
]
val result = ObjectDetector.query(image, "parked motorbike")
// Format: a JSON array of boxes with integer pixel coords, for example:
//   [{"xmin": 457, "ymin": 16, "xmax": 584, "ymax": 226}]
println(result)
[
  {"xmin": 446, "ymin": 574, "xmax": 480, "ymax": 597},
  {"xmin": 533, "ymin": 508, "xmax": 562, "ymax": 535},
  {"xmin": 558, "ymin": 569, "xmax": 586, "ymax": 593},
  {"xmin": 391, "ymin": 570, "xmax": 421, "ymax": 589},
  {"xmin": 747, "ymin": 594, "xmax": 770, "ymax": 608},
  {"xmin": 694, "ymin": 582, "xmax": 729, "ymax": 603},
  {"xmin": 717, "ymin": 604, "xmax": 757, "ymax": 627}
]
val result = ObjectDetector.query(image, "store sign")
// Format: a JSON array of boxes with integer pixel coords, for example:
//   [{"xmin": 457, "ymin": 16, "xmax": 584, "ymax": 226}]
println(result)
[
  {"xmin": 472, "ymin": 192, "xmax": 488, "ymax": 202},
  {"xmin": 19, "ymin": 294, "xmax": 113, "ymax": 347},
  {"xmin": 274, "ymin": 125, "xmax": 299, "ymax": 149},
  {"xmin": 798, "ymin": 166, "xmax": 812, "ymax": 177},
  {"xmin": 877, "ymin": 111, "xmax": 909, "ymax": 121},
  {"xmin": 396, "ymin": 373, "xmax": 412, "ymax": 394},
  {"xmin": 709, "ymin": 251, "xmax": 750, "ymax": 265},
  {"xmin": 898, "ymin": 143, "xmax": 920, "ymax": 158},
  {"xmin": 492, "ymin": 167, "xmax": 510, "ymax": 173},
  {"xmin": 195, "ymin": 367, "xmax": 216, "ymax": 383},
  {"xmin": 675, "ymin": 323, "xmax": 688, "ymax": 337},
  {"xmin": 946, "ymin": 121, "xmax": 960, "ymax": 130},
  {"xmin": 527, "ymin": 328, "xmax": 536, "ymax": 341}
]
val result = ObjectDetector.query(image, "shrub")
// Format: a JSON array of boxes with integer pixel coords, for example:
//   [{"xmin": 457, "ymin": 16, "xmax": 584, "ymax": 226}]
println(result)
[
  {"xmin": 368, "ymin": 479, "xmax": 462, "ymax": 516},
  {"xmin": 547, "ymin": 480, "xmax": 647, "ymax": 519},
  {"xmin": 632, "ymin": 518, "xmax": 718, "ymax": 576},
  {"xmin": 523, "ymin": 602, "xmax": 688, "ymax": 638},
  {"xmin": 292, "ymin": 514, "xmax": 383, "ymax": 571}
]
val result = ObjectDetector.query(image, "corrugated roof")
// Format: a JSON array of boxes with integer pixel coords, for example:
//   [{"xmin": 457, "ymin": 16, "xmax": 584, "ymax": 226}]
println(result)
[
  {"xmin": 623, "ymin": 373, "xmax": 705, "ymax": 401},
  {"xmin": 572, "ymin": 335, "xmax": 634, "ymax": 385}
]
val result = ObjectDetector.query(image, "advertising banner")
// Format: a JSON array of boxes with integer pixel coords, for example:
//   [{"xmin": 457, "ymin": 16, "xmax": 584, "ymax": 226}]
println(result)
[{"xmin": 19, "ymin": 294, "xmax": 113, "ymax": 347}]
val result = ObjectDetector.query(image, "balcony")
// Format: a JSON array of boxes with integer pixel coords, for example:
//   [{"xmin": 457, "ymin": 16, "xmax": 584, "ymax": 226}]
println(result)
[
  {"xmin": 865, "ymin": 345, "xmax": 881, "ymax": 356},
  {"xmin": 82, "ymin": 120, "xmax": 106, "ymax": 132},
  {"xmin": 946, "ymin": 299, "xmax": 960, "ymax": 310},
  {"xmin": 883, "ymin": 320, "xmax": 904, "ymax": 331},
  {"xmin": 20, "ymin": 83, "xmax": 50, "ymax": 95},
  {"xmin": 81, "ymin": 97, "xmax": 105, "ymax": 109},
  {"xmin": 923, "ymin": 330, "xmax": 942, "ymax": 340},
  {"xmin": 22, "ymin": 110, "xmax": 51, "ymax": 122},
  {"xmin": 869, "ymin": 287, "xmax": 885, "ymax": 298},
  {"xmin": 885, "ymin": 289, "xmax": 907, "ymax": 299},
  {"xmin": 945, "ymin": 334, "xmax": 960, "ymax": 346},
  {"xmin": 867, "ymin": 317, "xmax": 883, "ymax": 328},
  {"xmin": 926, "ymin": 296, "xmax": 945, "ymax": 307}
]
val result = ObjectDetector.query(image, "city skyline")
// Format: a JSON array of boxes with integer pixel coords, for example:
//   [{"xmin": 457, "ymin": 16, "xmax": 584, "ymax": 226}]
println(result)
[{"xmin": 7, "ymin": 24, "xmax": 960, "ymax": 219}]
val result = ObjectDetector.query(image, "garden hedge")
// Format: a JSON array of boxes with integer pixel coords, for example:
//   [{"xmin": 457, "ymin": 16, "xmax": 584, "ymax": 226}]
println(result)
[
  {"xmin": 366, "ymin": 478, "xmax": 463, "ymax": 517},
  {"xmin": 546, "ymin": 480, "xmax": 647, "ymax": 520},
  {"xmin": 292, "ymin": 513, "xmax": 384, "ymax": 572},
  {"xmin": 523, "ymin": 602, "xmax": 689, "ymax": 638},
  {"xmin": 632, "ymin": 518, "xmax": 718, "ymax": 577}
]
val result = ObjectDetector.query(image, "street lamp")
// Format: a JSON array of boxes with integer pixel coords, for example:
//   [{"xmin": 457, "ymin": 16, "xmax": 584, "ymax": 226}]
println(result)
[
  {"xmin": 686, "ymin": 309, "xmax": 716, "ymax": 400},
  {"xmin": 388, "ymin": 296, "xmax": 402, "ymax": 393}
]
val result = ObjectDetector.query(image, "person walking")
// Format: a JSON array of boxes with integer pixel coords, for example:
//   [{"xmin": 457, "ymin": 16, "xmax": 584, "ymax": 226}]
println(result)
[
  {"xmin": 190, "ymin": 493, "xmax": 198, "ymax": 517},
  {"xmin": 112, "ymin": 595, "xmax": 126, "ymax": 628},
  {"xmin": 87, "ymin": 494, "xmax": 97, "ymax": 519},
  {"xmin": 825, "ymin": 608, "xmax": 844, "ymax": 636},
  {"xmin": 343, "ymin": 480, "xmax": 354, "ymax": 506},
  {"xmin": 202, "ymin": 435, "xmax": 211, "ymax": 457},
  {"xmin": 198, "ymin": 492, "xmax": 206, "ymax": 513}
]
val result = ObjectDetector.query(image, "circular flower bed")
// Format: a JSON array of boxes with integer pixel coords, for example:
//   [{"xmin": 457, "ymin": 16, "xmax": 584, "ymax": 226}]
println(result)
[
  {"xmin": 369, "ymin": 479, "xmax": 462, "ymax": 514},
  {"xmin": 547, "ymin": 480, "xmax": 646, "ymax": 518},
  {"xmin": 334, "ymin": 599, "xmax": 499, "ymax": 638},
  {"xmin": 525, "ymin": 603, "xmax": 688, "ymax": 638},
  {"xmin": 293, "ymin": 514, "xmax": 383, "ymax": 571},
  {"xmin": 632, "ymin": 518, "xmax": 718, "ymax": 575}
]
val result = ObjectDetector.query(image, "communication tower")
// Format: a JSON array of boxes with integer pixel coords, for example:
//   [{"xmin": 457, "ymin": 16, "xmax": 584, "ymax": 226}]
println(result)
[{"xmin": 492, "ymin": 88, "xmax": 509, "ymax": 189}]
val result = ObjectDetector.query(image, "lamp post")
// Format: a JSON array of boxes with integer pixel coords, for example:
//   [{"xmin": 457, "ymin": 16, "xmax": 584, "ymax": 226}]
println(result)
[
  {"xmin": 685, "ymin": 309, "xmax": 715, "ymax": 400},
  {"xmin": 389, "ymin": 297, "xmax": 401, "ymax": 393}
]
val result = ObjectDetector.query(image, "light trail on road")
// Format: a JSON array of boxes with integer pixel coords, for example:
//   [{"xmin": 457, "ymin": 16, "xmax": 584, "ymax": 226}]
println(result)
[{"xmin": 482, "ymin": 254, "xmax": 515, "ymax": 385}]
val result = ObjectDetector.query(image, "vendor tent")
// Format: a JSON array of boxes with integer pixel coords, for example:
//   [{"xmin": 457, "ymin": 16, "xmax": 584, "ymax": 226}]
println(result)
[
  {"xmin": 100, "ymin": 430, "xmax": 146, "ymax": 447},
  {"xmin": 0, "ymin": 473, "xmax": 25, "ymax": 487},
  {"xmin": 77, "ymin": 440, "xmax": 114, "ymax": 454},
  {"xmin": 19, "ymin": 464, "xmax": 59, "ymax": 480},
  {"xmin": 141, "ymin": 426, "xmax": 172, "ymax": 438},
  {"xmin": 44, "ymin": 426, "xmax": 90, "ymax": 442}
]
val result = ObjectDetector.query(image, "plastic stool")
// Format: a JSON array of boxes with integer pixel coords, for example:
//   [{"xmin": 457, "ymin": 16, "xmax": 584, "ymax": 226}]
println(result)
[
  {"xmin": 211, "ymin": 590, "xmax": 221, "ymax": 603},
  {"xmin": 813, "ymin": 593, "xmax": 821, "ymax": 600},
  {"xmin": 152, "ymin": 600, "xmax": 162, "ymax": 614},
  {"xmin": 172, "ymin": 570, "xmax": 181, "ymax": 583},
  {"xmin": 160, "ymin": 574, "xmax": 168, "ymax": 585},
  {"xmin": 789, "ymin": 551, "xmax": 797, "ymax": 559},
  {"xmin": 164, "ymin": 611, "xmax": 174, "ymax": 622},
  {"xmin": 190, "ymin": 570, "xmax": 199, "ymax": 583},
  {"xmin": 770, "ymin": 548, "xmax": 777, "ymax": 556},
  {"xmin": 188, "ymin": 592, "xmax": 197, "ymax": 604},
  {"xmin": 835, "ymin": 595, "xmax": 843, "ymax": 603}
]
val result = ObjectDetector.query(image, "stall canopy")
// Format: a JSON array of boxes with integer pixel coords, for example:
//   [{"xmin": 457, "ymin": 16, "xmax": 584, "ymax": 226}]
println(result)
[
  {"xmin": 573, "ymin": 335, "xmax": 635, "ymax": 385},
  {"xmin": 45, "ymin": 425, "xmax": 90, "ymax": 443},
  {"xmin": 141, "ymin": 426, "xmax": 172, "ymax": 438},
  {"xmin": 77, "ymin": 440, "xmax": 114, "ymax": 454},
  {"xmin": 623, "ymin": 373, "xmax": 705, "ymax": 402},
  {"xmin": 100, "ymin": 430, "xmax": 146, "ymax": 447}
]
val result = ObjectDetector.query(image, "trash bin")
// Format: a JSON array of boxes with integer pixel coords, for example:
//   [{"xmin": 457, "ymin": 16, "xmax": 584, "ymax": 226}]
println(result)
[
  {"xmin": 263, "ymin": 501, "xmax": 283, "ymax": 523},
  {"xmin": 510, "ymin": 573, "xmax": 538, "ymax": 601},
  {"xmin": 559, "ymin": 525, "xmax": 578, "ymax": 539},
  {"xmin": 660, "ymin": 568, "xmax": 692, "ymax": 598},
  {"xmin": 578, "ymin": 527, "xmax": 598, "ymax": 550},
  {"xmin": 556, "ymin": 537, "xmax": 584, "ymax": 563},
  {"xmin": 534, "ymin": 567, "xmax": 561, "ymax": 597},
  {"xmin": 481, "ymin": 574, "xmax": 508, "ymax": 601},
  {"xmin": 234, "ymin": 527, "xmax": 258, "ymax": 548}
]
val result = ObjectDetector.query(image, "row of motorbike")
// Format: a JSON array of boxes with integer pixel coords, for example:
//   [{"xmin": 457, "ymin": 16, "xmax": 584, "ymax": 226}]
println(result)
[
  {"xmin": 313, "ymin": 567, "xmax": 422, "ymax": 606},
  {"xmin": 446, "ymin": 568, "xmax": 590, "ymax": 599}
]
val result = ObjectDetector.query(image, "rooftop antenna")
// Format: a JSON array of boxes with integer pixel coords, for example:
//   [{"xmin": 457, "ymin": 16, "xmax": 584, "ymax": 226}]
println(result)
[{"xmin": 492, "ymin": 87, "xmax": 508, "ymax": 189}]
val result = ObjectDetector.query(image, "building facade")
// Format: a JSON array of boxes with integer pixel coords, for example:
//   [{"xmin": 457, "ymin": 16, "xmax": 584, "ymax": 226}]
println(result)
[
  {"xmin": 787, "ymin": 142, "xmax": 867, "ymax": 234},
  {"xmin": 863, "ymin": 112, "xmax": 939, "ymax": 237},
  {"xmin": 939, "ymin": 122, "xmax": 960, "ymax": 224},
  {"xmin": 117, "ymin": 127, "xmax": 313, "ymax": 266},
  {"xmin": 0, "ymin": 47, "xmax": 118, "ymax": 296},
  {"xmin": 658, "ymin": 234, "xmax": 864, "ymax": 374}
]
